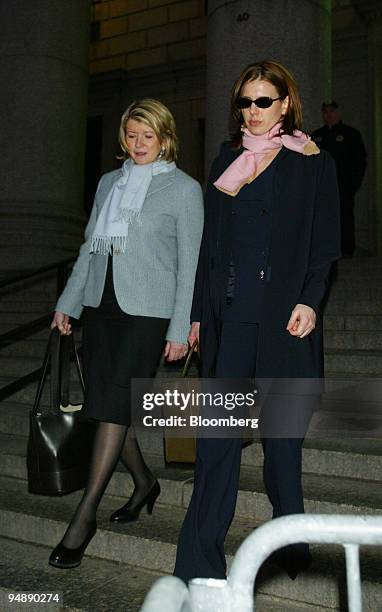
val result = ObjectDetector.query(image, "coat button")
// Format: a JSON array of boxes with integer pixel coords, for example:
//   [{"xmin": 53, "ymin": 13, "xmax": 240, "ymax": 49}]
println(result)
[{"xmin": 259, "ymin": 269, "xmax": 265, "ymax": 280}]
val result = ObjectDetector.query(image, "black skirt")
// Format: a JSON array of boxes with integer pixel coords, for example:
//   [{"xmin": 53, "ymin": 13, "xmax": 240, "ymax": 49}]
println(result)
[{"xmin": 81, "ymin": 258, "xmax": 170, "ymax": 426}]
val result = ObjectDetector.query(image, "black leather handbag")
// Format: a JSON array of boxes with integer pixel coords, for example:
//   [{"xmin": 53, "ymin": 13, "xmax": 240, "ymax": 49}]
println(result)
[{"xmin": 27, "ymin": 328, "xmax": 96, "ymax": 495}]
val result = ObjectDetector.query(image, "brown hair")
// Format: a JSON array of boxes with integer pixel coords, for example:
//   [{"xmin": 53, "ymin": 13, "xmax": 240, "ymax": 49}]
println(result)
[
  {"xmin": 230, "ymin": 60, "xmax": 303, "ymax": 148},
  {"xmin": 118, "ymin": 98, "xmax": 178, "ymax": 162}
]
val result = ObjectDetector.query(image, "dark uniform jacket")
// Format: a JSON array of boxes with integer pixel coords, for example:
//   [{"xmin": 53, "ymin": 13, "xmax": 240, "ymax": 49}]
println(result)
[
  {"xmin": 191, "ymin": 144, "xmax": 341, "ymax": 379},
  {"xmin": 311, "ymin": 121, "xmax": 366, "ymax": 196}
]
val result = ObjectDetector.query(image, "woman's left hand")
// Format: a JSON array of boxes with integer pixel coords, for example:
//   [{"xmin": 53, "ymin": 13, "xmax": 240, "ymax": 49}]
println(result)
[
  {"xmin": 286, "ymin": 304, "xmax": 316, "ymax": 338},
  {"xmin": 164, "ymin": 341, "xmax": 189, "ymax": 361}
]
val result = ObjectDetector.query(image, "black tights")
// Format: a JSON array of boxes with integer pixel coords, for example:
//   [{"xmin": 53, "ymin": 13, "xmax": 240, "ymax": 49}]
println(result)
[{"xmin": 62, "ymin": 422, "xmax": 154, "ymax": 548}]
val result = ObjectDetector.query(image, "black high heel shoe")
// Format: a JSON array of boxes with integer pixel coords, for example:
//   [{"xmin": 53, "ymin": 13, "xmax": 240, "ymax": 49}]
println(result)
[
  {"xmin": 267, "ymin": 547, "xmax": 312, "ymax": 580},
  {"xmin": 48, "ymin": 522, "xmax": 97, "ymax": 569},
  {"xmin": 110, "ymin": 480, "xmax": 160, "ymax": 523}
]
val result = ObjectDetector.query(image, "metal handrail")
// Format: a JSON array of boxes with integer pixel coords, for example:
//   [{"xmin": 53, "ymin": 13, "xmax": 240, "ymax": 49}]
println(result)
[
  {"xmin": 0, "ymin": 257, "xmax": 76, "ymax": 291},
  {"xmin": 0, "ymin": 315, "xmax": 51, "ymax": 351},
  {"xmin": 0, "ymin": 257, "xmax": 77, "ymax": 401}
]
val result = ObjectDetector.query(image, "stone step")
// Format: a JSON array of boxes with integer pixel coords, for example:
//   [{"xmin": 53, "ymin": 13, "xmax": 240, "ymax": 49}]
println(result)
[
  {"xmin": 242, "ymin": 438, "xmax": 382, "ymax": 482},
  {"xmin": 2, "ymin": 322, "xmax": 382, "ymax": 358},
  {"xmin": 0, "ymin": 312, "xmax": 50, "ymax": 327},
  {"xmin": 0, "ymin": 475, "xmax": 380, "ymax": 611},
  {"xmin": 0, "ymin": 379, "xmax": 85, "ymax": 415},
  {"xmin": 1, "ymin": 402, "xmax": 382, "ymax": 481},
  {"xmin": 4, "ymin": 329, "xmax": 382, "ymax": 360},
  {"xmin": 0, "ymin": 379, "xmax": 48, "ymax": 405},
  {"xmin": 0, "ymin": 301, "xmax": 53, "ymax": 314},
  {"xmin": 0, "ymin": 539, "xmax": 336, "ymax": 612},
  {"xmin": 0, "ymin": 356, "xmax": 50, "ymax": 378},
  {"xmin": 335, "ymin": 257, "xmax": 382, "ymax": 271},
  {"xmin": 331, "ymin": 266, "xmax": 382, "ymax": 278},
  {"xmin": 0, "ymin": 297, "xmax": 55, "ymax": 312},
  {"xmin": 324, "ymin": 330, "xmax": 382, "ymax": 350},
  {"xmin": 0, "ymin": 323, "xmax": 44, "ymax": 335},
  {"xmin": 2, "ymin": 434, "xmax": 381, "ymax": 520},
  {"xmin": 0, "ymin": 290, "xmax": 56, "ymax": 302},
  {"xmin": 324, "ymin": 315, "xmax": 382, "ymax": 331},
  {"xmin": 325, "ymin": 299, "xmax": 382, "ymax": 315},
  {"xmin": 2, "ymin": 343, "xmax": 379, "ymax": 388},
  {"xmin": 0, "ymin": 336, "xmax": 50, "ymax": 358},
  {"xmin": 0, "ymin": 358, "xmax": 177, "ymax": 408},
  {"xmin": 325, "ymin": 349, "xmax": 382, "ymax": 376},
  {"xmin": 1, "ymin": 354, "xmax": 376, "ymax": 391},
  {"xmin": 0, "ymin": 405, "xmax": 165, "ymax": 458},
  {"xmin": 0, "ymin": 537, "xmax": 160, "ymax": 612},
  {"xmin": 328, "ymin": 284, "xmax": 382, "ymax": 298},
  {"xmin": 310, "ymin": 401, "xmax": 382, "ymax": 442},
  {"xmin": 319, "ymin": 396, "xmax": 382, "ymax": 418},
  {"xmin": 0, "ymin": 283, "xmax": 57, "ymax": 301}
]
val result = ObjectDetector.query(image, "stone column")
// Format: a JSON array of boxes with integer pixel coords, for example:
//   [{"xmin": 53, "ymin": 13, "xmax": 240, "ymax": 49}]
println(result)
[
  {"xmin": 0, "ymin": 0, "xmax": 91, "ymax": 273},
  {"xmin": 205, "ymin": 0, "xmax": 332, "ymax": 171},
  {"xmin": 365, "ymin": 10, "xmax": 382, "ymax": 254}
]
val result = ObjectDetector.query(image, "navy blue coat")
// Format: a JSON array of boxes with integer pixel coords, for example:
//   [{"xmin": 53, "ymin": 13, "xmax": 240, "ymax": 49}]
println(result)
[{"xmin": 191, "ymin": 144, "xmax": 341, "ymax": 379}]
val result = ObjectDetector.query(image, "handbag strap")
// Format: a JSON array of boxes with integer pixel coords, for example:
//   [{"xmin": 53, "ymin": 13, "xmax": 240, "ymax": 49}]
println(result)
[
  {"xmin": 72, "ymin": 336, "xmax": 85, "ymax": 393},
  {"xmin": 32, "ymin": 328, "xmax": 85, "ymax": 416},
  {"xmin": 31, "ymin": 329, "xmax": 55, "ymax": 415},
  {"xmin": 181, "ymin": 339, "xmax": 200, "ymax": 378},
  {"xmin": 50, "ymin": 328, "xmax": 62, "ymax": 413},
  {"xmin": 60, "ymin": 333, "xmax": 71, "ymax": 407},
  {"xmin": 61, "ymin": 333, "xmax": 85, "ymax": 406}
]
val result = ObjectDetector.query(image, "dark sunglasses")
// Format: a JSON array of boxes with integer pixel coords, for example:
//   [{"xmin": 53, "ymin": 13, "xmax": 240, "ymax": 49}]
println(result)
[{"xmin": 237, "ymin": 96, "xmax": 282, "ymax": 109}]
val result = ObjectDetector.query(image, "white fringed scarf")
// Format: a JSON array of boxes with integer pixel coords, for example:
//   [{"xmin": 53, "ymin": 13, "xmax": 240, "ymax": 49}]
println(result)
[{"xmin": 90, "ymin": 158, "xmax": 176, "ymax": 255}]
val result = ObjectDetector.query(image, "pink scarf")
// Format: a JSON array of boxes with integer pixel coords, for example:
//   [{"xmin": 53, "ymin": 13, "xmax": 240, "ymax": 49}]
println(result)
[{"xmin": 213, "ymin": 122, "xmax": 319, "ymax": 196}]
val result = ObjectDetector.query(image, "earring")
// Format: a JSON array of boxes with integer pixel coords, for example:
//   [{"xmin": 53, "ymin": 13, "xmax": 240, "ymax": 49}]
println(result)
[{"xmin": 158, "ymin": 147, "xmax": 165, "ymax": 159}]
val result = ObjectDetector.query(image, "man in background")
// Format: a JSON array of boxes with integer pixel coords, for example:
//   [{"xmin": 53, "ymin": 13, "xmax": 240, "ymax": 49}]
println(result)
[{"xmin": 311, "ymin": 101, "xmax": 367, "ymax": 258}]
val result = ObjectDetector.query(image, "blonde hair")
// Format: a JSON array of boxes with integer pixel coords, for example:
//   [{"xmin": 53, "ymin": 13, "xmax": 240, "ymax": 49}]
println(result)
[{"xmin": 118, "ymin": 99, "xmax": 178, "ymax": 162}]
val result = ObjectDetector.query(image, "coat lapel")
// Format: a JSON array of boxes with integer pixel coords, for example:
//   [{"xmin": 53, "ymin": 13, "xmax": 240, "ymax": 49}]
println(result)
[{"xmin": 146, "ymin": 169, "xmax": 176, "ymax": 197}]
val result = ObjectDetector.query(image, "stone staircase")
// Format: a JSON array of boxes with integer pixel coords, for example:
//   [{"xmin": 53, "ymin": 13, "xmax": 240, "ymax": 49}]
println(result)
[{"xmin": 0, "ymin": 258, "xmax": 381, "ymax": 612}]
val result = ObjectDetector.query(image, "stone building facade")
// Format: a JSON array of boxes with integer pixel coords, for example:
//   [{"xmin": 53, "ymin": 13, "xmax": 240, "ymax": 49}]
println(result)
[
  {"xmin": 1, "ymin": 1, "xmax": 381, "ymax": 275},
  {"xmin": 88, "ymin": 0, "xmax": 382, "ymax": 254},
  {"xmin": 87, "ymin": 0, "xmax": 207, "ymax": 197}
]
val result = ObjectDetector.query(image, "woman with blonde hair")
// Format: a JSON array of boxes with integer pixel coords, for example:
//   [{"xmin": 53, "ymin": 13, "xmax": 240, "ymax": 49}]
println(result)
[
  {"xmin": 49, "ymin": 99, "xmax": 203, "ymax": 568},
  {"xmin": 174, "ymin": 61, "xmax": 340, "ymax": 582}
]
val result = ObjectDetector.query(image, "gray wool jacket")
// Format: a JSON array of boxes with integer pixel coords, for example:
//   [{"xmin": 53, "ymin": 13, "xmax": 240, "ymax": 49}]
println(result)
[{"xmin": 55, "ymin": 165, "xmax": 204, "ymax": 344}]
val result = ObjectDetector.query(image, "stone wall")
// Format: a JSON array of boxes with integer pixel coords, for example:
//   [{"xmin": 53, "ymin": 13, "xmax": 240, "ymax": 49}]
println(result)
[
  {"xmin": 88, "ymin": 0, "xmax": 207, "ymax": 183},
  {"xmin": 331, "ymin": 0, "xmax": 378, "ymax": 252},
  {"xmin": 88, "ymin": 0, "xmax": 381, "ymax": 252},
  {"xmin": 90, "ymin": 0, "xmax": 206, "ymax": 74}
]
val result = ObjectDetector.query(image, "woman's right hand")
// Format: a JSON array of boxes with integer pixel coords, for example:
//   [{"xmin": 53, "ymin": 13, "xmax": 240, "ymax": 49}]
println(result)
[
  {"xmin": 51, "ymin": 311, "xmax": 72, "ymax": 335},
  {"xmin": 188, "ymin": 322, "xmax": 200, "ymax": 348}
]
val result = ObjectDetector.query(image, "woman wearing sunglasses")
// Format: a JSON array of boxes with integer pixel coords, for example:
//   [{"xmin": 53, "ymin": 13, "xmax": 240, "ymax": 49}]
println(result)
[{"xmin": 174, "ymin": 61, "xmax": 341, "ymax": 582}]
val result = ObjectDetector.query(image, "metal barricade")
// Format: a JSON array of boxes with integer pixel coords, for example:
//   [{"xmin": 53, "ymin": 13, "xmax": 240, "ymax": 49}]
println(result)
[
  {"xmin": 140, "ymin": 513, "xmax": 382, "ymax": 612},
  {"xmin": 140, "ymin": 576, "xmax": 192, "ymax": 612}
]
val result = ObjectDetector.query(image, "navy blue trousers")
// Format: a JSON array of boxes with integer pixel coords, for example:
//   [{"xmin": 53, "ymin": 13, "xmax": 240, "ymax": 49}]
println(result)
[{"xmin": 173, "ymin": 322, "xmax": 313, "ymax": 582}]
